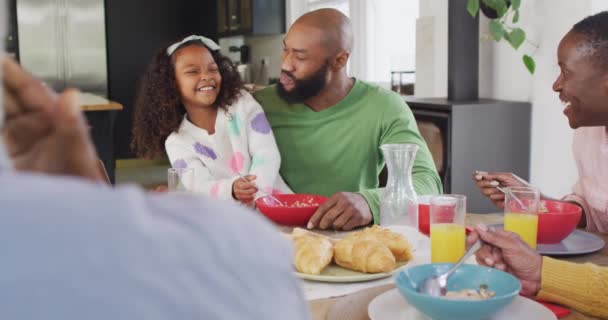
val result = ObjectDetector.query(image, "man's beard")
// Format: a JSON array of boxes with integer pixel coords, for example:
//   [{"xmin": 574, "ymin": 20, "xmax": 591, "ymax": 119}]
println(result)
[{"xmin": 276, "ymin": 60, "xmax": 329, "ymax": 104}]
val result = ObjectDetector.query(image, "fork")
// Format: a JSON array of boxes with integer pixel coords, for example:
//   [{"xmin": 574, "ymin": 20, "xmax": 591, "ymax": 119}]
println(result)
[
  {"xmin": 237, "ymin": 174, "xmax": 285, "ymax": 206},
  {"xmin": 495, "ymin": 186, "xmax": 529, "ymax": 211}
]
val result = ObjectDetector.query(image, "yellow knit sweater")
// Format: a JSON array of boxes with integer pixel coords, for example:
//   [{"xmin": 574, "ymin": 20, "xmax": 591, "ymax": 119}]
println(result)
[{"xmin": 537, "ymin": 257, "xmax": 608, "ymax": 319}]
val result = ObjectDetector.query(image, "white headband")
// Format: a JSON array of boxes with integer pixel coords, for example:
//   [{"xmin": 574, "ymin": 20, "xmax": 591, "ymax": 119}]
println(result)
[{"xmin": 166, "ymin": 35, "xmax": 221, "ymax": 56}]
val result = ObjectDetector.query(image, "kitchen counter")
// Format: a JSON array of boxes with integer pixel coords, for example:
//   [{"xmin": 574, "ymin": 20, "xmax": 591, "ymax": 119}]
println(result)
[{"xmin": 79, "ymin": 92, "xmax": 123, "ymax": 111}]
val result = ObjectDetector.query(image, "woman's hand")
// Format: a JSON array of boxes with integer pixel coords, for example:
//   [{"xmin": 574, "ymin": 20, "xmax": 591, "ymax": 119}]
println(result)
[
  {"xmin": 468, "ymin": 224, "xmax": 543, "ymax": 296},
  {"xmin": 472, "ymin": 171, "xmax": 530, "ymax": 208}
]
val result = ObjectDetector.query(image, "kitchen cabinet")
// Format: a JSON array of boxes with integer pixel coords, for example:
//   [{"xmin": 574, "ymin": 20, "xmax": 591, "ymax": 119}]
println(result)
[{"xmin": 217, "ymin": 0, "xmax": 285, "ymax": 36}]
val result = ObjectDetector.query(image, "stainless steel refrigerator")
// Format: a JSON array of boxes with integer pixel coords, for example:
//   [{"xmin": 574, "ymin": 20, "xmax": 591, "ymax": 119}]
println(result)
[{"xmin": 16, "ymin": 0, "xmax": 108, "ymax": 97}]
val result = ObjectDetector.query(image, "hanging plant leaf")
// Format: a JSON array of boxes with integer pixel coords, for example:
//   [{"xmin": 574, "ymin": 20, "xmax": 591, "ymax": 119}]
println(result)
[
  {"xmin": 523, "ymin": 54, "xmax": 535, "ymax": 74},
  {"xmin": 495, "ymin": 0, "xmax": 509, "ymax": 18},
  {"xmin": 507, "ymin": 28, "xmax": 526, "ymax": 49},
  {"xmin": 489, "ymin": 20, "xmax": 504, "ymax": 41},
  {"xmin": 467, "ymin": 0, "xmax": 480, "ymax": 17},
  {"xmin": 512, "ymin": 9, "xmax": 520, "ymax": 23},
  {"xmin": 511, "ymin": 0, "xmax": 521, "ymax": 10}
]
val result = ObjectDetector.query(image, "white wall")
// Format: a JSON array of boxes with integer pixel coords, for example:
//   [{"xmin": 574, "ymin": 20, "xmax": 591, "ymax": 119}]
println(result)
[
  {"xmin": 416, "ymin": 0, "xmax": 606, "ymax": 198},
  {"xmin": 527, "ymin": 1, "xmax": 593, "ymax": 198},
  {"xmin": 477, "ymin": 0, "xmax": 534, "ymax": 101}
]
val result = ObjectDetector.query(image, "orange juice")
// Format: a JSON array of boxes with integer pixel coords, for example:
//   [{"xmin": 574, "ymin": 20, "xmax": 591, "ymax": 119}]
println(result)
[
  {"xmin": 504, "ymin": 213, "xmax": 538, "ymax": 249},
  {"xmin": 431, "ymin": 223, "xmax": 465, "ymax": 263}
]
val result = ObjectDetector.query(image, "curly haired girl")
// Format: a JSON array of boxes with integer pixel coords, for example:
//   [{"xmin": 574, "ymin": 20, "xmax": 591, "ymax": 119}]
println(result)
[{"xmin": 132, "ymin": 35, "xmax": 291, "ymax": 203}]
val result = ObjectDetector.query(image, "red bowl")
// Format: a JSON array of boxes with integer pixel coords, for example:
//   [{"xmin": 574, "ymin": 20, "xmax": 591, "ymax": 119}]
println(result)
[
  {"xmin": 537, "ymin": 200, "xmax": 582, "ymax": 244},
  {"xmin": 255, "ymin": 194, "xmax": 328, "ymax": 226},
  {"xmin": 418, "ymin": 195, "xmax": 431, "ymax": 235}
]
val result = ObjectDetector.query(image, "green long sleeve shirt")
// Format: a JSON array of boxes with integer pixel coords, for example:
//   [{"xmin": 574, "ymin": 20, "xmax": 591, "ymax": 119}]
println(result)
[{"xmin": 253, "ymin": 80, "xmax": 442, "ymax": 223}]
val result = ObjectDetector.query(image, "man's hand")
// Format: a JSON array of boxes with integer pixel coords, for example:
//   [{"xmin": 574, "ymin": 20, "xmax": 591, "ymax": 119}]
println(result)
[
  {"xmin": 232, "ymin": 175, "xmax": 257, "ymax": 203},
  {"xmin": 467, "ymin": 224, "xmax": 543, "ymax": 296},
  {"xmin": 2, "ymin": 56, "xmax": 103, "ymax": 181},
  {"xmin": 307, "ymin": 192, "xmax": 373, "ymax": 231}
]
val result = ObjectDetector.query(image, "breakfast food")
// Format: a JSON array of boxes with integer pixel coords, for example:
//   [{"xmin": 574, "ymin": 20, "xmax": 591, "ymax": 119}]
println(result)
[
  {"xmin": 446, "ymin": 285, "xmax": 495, "ymax": 300},
  {"xmin": 334, "ymin": 238, "xmax": 396, "ymax": 273},
  {"xmin": 346, "ymin": 225, "xmax": 413, "ymax": 262},
  {"xmin": 290, "ymin": 226, "xmax": 413, "ymax": 275},
  {"xmin": 287, "ymin": 198, "xmax": 320, "ymax": 208},
  {"xmin": 291, "ymin": 228, "xmax": 334, "ymax": 275}
]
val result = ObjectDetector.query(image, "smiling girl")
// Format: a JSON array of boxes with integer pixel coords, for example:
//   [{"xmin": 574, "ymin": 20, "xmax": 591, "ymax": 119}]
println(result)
[{"xmin": 132, "ymin": 35, "xmax": 291, "ymax": 203}]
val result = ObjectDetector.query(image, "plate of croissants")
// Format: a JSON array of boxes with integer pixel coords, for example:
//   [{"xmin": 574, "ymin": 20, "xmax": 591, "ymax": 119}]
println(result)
[{"xmin": 289, "ymin": 225, "xmax": 421, "ymax": 283}]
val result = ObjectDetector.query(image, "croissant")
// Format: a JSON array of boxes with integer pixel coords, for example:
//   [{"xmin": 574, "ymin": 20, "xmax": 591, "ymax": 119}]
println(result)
[
  {"xmin": 292, "ymin": 229, "xmax": 334, "ymax": 275},
  {"xmin": 354, "ymin": 226, "xmax": 413, "ymax": 262},
  {"xmin": 334, "ymin": 238, "xmax": 396, "ymax": 273}
]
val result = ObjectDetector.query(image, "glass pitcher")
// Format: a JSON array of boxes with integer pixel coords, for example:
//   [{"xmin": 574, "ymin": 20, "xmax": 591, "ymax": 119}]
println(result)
[{"xmin": 380, "ymin": 144, "xmax": 419, "ymax": 228}]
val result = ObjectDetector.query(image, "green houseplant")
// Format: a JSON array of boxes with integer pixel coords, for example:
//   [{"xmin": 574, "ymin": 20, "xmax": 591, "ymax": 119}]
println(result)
[{"xmin": 467, "ymin": 0, "xmax": 537, "ymax": 74}]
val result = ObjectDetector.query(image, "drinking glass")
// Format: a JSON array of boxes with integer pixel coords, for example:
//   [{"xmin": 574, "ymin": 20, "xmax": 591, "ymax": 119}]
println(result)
[
  {"xmin": 503, "ymin": 187, "xmax": 540, "ymax": 249},
  {"xmin": 168, "ymin": 168, "xmax": 195, "ymax": 193},
  {"xmin": 430, "ymin": 194, "xmax": 466, "ymax": 263}
]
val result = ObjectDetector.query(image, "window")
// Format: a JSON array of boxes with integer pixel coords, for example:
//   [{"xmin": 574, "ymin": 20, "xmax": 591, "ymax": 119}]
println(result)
[
  {"xmin": 290, "ymin": 0, "xmax": 418, "ymax": 87},
  {"xmin": 367, "ymin": 0, "xmax": 418, "ymax": 86}
]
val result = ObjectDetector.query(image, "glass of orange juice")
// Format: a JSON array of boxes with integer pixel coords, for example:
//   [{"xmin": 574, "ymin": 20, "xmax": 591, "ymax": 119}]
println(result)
[
  {"xmin": 503, "ymin": 187, "xmax": 540, "ymax": 249},
  {"xmin": 430, "ymin": 195, "xmax": 466, "ymax": 263}
]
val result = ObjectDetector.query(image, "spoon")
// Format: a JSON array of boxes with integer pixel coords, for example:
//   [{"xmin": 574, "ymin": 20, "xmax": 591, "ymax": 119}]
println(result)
[
  {"xmin": 417, "ymin": 240, "xmax": 483, "ymax": 297},
  {"xmin": 237, "ymin": 174, "xmax": 285, "ymax": 206},
  {"xmin": 495, "ymin": 186, "xmax": 529, "ymax": 211}
]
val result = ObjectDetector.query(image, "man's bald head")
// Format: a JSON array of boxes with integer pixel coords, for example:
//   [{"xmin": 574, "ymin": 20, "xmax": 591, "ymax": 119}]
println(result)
[{"xmin": 292, "ymin": 8, "xmax": 353, "ymax": 54}]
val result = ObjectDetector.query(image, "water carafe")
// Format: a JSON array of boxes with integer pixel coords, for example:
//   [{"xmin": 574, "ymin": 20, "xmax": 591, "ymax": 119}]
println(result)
[{"xmin": 380, "ymin": 144, "xmax": 419, "ymax": 227}]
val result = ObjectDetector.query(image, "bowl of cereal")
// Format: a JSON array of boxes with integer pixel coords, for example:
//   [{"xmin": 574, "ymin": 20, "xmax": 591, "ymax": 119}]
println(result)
[
  {"xmin": 395, "ymin": 264, "xmax": 520, "ymax": 320},
  {"xmin": 256, "ymin": 194, "xmax": 328, "ymax": 226}
]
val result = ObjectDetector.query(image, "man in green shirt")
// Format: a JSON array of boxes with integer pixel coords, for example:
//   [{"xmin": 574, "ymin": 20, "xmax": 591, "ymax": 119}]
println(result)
[{"xmin": 253, "ymin": 8, "xmax": 442, "ymax": 230}]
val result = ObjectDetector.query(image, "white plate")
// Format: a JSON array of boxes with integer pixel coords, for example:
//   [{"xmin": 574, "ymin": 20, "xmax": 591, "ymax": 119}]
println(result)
[
  {"xmin": 491, "ymin": 224, "xmax": 605, "ymax": 256},
  {"xmin": 295, "ymin": 225, "xmax": 425, "ymax": 283},
  {"xmin": 368, "ymin": 289, "xmax": 557, "ymax": 320},
  {"xmin": 296, "ymin": 261, "xmax": 409, "ymax": 283},
  {"xmin": 537, "ymin": 230, "xmax": 605, "ymax": 256}
]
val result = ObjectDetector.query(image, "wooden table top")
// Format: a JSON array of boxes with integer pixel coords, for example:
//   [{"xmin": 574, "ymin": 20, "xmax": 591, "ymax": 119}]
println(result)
[{"xmin": 308, "ymin": 213, "xmax": 607, "ymax": 320}]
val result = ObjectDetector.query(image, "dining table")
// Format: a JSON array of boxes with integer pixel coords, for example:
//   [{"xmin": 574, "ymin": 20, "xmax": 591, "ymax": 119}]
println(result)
[{"xmin": 306, "ymin": 213, "xmax": 608, "ymax": 320}]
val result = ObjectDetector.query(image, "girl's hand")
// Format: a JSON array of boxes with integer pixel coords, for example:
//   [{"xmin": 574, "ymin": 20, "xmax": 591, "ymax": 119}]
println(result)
[{"xmin": 232, "ymin": 175, "xmax": 258, "ymax": 203}]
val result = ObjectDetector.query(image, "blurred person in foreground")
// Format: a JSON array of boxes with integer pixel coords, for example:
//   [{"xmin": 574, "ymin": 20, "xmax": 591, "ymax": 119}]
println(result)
[{"xmin": 0, "ymin": 1, "xmax": 308, "ymax": 317}]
